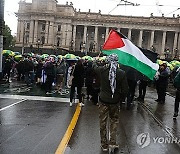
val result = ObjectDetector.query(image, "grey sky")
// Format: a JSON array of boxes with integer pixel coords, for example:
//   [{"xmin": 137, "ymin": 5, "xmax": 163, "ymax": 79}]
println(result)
[{"xmin": 4, "ymin": 0, "xmax": 180, "ymax": 35}]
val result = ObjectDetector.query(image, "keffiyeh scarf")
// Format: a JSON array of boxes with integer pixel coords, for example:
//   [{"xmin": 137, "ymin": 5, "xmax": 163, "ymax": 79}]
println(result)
[{"xmin": 107, "ymin": 54, "xmax": 118, "ymax": 98}]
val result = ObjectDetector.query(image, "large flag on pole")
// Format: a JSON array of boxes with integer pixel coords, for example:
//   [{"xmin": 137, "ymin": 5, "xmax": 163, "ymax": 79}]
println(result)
[{"xmin": 102, "ymin": 29, "xmax": 159, "ymax": 80}]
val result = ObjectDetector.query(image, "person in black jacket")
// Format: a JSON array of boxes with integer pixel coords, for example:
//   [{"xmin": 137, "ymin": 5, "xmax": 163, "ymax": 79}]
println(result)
[
  {"xmin": 44, "ymin": 57, "xmax": 56, "ymax": 94},
  {"xmin": 85, "ymin": 61, "xmax": 93, "ymax": 100},
  {"xmin": 93, "ymin": 54, "xmax": 128, "ymax": 151},
  {"xmin": 16, "ymin": 57, "xmax": 25, "ymax": 81},
  {"xmin": 69, "ymin": 59, "xmax": 85, "ymax": 107},
  {"xmin": 24, "ymin": 57, "xmax": 35, "ymax": 86},
  {"xmin": 91, "ymin": 68, "xmax": 100, "ymax": 105},
  {"xmin": 3, "ymin": 55, "xmax": 14, "ymax": 82},
  {"xmin": 137, "ymin": 75, "xmax": 150, "ymax": 103},
  {"xmin": 173, "ymin": 68, "xmax": 180, "ymax": 119},
  {"xmin": 35, "ymin": 59, "xmax": 43, "ymax": 85},
  {"xmin": 155, "ymin": 63, "xmax": 169, "ymax": 104},
  {"xmin": 124, "ymin": 67, "xmax": 138, "ymax": 110}
]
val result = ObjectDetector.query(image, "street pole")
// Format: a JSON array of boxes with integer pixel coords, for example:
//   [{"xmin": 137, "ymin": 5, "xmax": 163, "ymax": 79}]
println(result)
[
  {"xmin": 37, "ymin": 39, "xmax": 40, "ymax": 54},
  {"xmin": 86, "ymin": 34, "xmax": 88, "ymax": 55},
  {"xmin": 0, "ymin": 0, "xmax": 4, "ymax": 79},
  {"xmin": 65, "ymin": 30, "xmax": 68, "ymax": 47},
  {"xmin": 22, "ymin": 23, "xmax": 25, "ymax": 55}
]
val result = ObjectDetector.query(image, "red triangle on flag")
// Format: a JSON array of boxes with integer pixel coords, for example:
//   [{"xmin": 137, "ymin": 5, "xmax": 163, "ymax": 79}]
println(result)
[{"xmin": 103, "ymin": 30, "xmax": 125, "ymax": 50}]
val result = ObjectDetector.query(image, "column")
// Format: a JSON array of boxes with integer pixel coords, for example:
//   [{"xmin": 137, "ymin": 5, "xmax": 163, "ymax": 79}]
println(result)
[
  {"xmin": 66, "ymin": 24, "xmax": 72, "ymax": 47},
  {"xmin": 62, "ymin": 24, "xmax": 66, "ymax": 46},
  {"xmin": 33, "ymin": 20, "xmax": 38, "ymax": 43},
  {"xmin": 16, "ymin": 20, "xmax": 21, "ymax": 42},
  {"xmin": 149, "ymin": 30, "xmax": 155, "ymax": 49},
  {"xmin": 29, "ymin": 20, "xmax": 34, "ymax": 43},
  {"xmin": 94, "ymin": 26, "xmax": 98, "ymax": 51},
  {"xmin": 161, "ymin": 31, "xmax": 166, "ymax": 56},
  {"xmin": 173, "ymin": 32, "xmax": 178, "ymax": 55},
  {"xmin": 73, "ymin": 25, "xmax": 77, "ymax": 50},
  {"xmin": 83, "ymin": 26, "xmax": 87, "ymax": 43},
  {"xmin": 128, "ymin": 28, "xmax": 132, "ymax": 40},
  {"xmin": 48, "ymin": 21, "xmax": 54, "ymax": 45},
  {"xmin": 138, "ymin": 30, "xmax": 143, "ymax": 47},
  {"xmin": 45, "ymin": 21, "xmax": 49, "ymax": 44},
  {"xmin": 53, "ymin": 24, "xmax": 57, "ymax": 47},
  {"xmin": 105, "ymin": 27, "xmax": 109, "ymax": 40},
  {"xmin": 178, "ymin": 33, "xmax": 180, "ymax": 58},
  {"xmin": 20, "ymin": 21, "xmax": 25, "ymax": 43}
]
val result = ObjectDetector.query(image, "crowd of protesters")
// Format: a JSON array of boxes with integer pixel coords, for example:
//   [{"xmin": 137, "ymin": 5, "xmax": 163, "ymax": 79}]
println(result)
[
  {"xmin": 1, "ymin": 54, "xmax": 104, "ymax": 105},
  {"xmin": 1, "ymin": 53, "xmax": 180, "ymax": 112}
]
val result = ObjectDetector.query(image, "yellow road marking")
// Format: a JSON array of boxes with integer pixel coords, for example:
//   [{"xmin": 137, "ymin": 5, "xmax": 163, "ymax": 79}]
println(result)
[{"xmin": 55, "ymin": 103, "xmax": 81, "ymax": 154}]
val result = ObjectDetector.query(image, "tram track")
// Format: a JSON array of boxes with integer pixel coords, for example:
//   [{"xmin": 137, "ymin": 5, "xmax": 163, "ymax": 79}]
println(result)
[{"xmin": 139, "ymin": 101, "xmax": 180, "ymax": 147}]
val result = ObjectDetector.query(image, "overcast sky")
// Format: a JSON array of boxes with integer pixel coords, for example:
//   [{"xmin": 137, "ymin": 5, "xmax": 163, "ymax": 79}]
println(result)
[{"xmin": 4, "ymin": 0, "xmax": 180, "ymax": 35}]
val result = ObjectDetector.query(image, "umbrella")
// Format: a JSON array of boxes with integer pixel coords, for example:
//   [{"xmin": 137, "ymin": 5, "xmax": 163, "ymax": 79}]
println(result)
[
  {"xmin": 14, "ymin": 52, "xmax": 21, "ymax": 56},
  {"xmin": 41, "ymin": 54, "xmax": 49, "ymax": 59},
  {"xmin": 57, "ymin": 55, "xmax": 63, "ymax": 59},
  {"xmin": 99, "ymin": 56, "xmax": 106, "ymax": 61},
  {"xmin": 23, "ymin": 53, "xmax": 32, "ymax": 57},
  {"xmin": 50, "ymin": 54, "xmax": 57, "ymax": 59},
  {"xmin": 2, "ymin": 50, "xmax": 15, "ymax": 57},
  {"xmin": 168, "ymin": 64, "xmax": 174, "ymax": 71},
  {"xmin": 64, "ymin": 53, "xmax": 76, "ymax": 59},
  {"xmin": 30, "ymin": 52, "xmax": 35, "ymax": 57},
  {"xmin": 82, "ymin": 55, "xmax": 93, "ymax": 61},
  {"xmin": 76, "ymin": 56, "xmax": 81, "ymax": 60},
  {"xmin": 14, "ymin": 55, "xmax": 23, "ymax": 61},
  {"xmin": 157, "ymin": 59, "xmax": 164, "ymax": 65}
]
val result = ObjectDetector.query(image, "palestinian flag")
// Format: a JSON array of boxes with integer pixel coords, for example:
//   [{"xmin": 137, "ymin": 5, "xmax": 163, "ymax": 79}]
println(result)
[{"xmin": 102, "ymin": 29, "xmax": 159, "ymax": 80}]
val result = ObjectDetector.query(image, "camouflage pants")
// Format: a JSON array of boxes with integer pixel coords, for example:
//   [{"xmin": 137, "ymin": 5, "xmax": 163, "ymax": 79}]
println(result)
[{"xmin": 99, "ymin": 103, "xmax": 119, "ymax": 146}]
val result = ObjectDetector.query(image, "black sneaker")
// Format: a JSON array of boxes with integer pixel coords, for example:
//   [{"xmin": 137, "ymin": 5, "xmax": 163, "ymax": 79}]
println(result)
[
  {"xmin": 136, "ymin": 97, "xmax": 142, "ymax": 101},
  {"xmin": 101, "ymin": 145, "xmax": 108, "ymax": 152},
  {"xmin": 155, "ymin": 99, "xmax": 160, "ymax": 102},
  {"xmin": 173, "ymin": 112, "xmax": 178, "ymax": 118}
]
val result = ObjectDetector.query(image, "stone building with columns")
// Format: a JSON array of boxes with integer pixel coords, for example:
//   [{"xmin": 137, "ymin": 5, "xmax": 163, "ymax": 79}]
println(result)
[{"xmin": 15, "ymin": 0, "xmax": 180, "ymax": 57}]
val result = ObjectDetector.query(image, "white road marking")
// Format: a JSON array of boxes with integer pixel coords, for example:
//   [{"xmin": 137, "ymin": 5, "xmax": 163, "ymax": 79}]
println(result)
[
  {"xmin": 0, "ymin": 94, "xmax": 77, "ymax": 102},
  {"xmin": 0, "ymin": 99, "xmax": 27, "ymax": 111}
]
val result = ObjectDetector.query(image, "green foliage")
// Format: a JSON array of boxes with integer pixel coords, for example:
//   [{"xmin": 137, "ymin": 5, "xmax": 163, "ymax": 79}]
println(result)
[{"xmin": 3, "ymin": 24, "xmax": 14, "ymax": 49}]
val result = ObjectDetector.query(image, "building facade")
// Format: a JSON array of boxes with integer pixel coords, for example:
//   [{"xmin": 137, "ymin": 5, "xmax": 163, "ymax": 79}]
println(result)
[{"xmin": 15, "ymin": 0, "xmax": 180, "ymax": 57}]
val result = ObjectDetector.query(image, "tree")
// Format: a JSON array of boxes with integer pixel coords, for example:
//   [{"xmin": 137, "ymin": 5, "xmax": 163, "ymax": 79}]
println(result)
[{"xmin": 3, "ymin": 24, "xmax": 14, "ymax": 49}]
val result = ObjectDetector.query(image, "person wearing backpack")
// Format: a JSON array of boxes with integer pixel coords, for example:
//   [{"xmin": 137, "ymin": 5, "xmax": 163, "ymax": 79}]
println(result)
[{"xmin": 173, "ymin": 68, "xmax": 180, "ymax": 119}]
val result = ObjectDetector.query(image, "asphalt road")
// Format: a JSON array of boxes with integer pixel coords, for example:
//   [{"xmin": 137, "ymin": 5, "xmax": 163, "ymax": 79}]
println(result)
[{"xmin": 0, "ymin": 81, "xmax": 180, "ymax": 154}]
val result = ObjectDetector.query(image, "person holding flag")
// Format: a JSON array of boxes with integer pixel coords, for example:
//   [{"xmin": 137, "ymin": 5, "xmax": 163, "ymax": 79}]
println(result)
[
  {"xmin": 93, "ymin": 53, "xmax": 128, "ymax": 151},
  {"xmin": 102, "ymin": 29, "xmax": 159, "ymax": 109}
]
